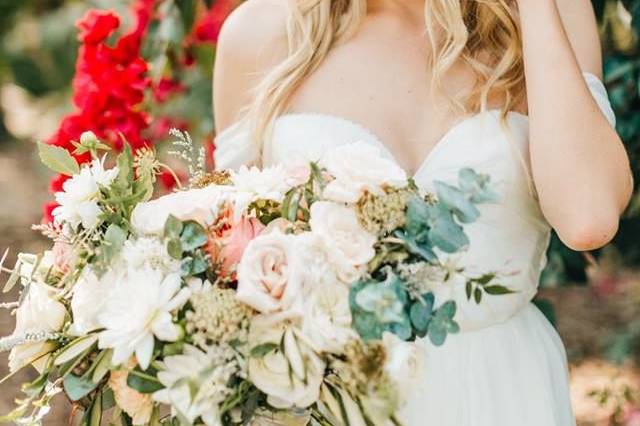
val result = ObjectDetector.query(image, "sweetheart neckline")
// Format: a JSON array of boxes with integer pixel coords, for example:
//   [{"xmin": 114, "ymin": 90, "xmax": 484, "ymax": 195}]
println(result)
[{"xmin": 276, "ymin": 109, "xmax": 530, "ymax": 177}]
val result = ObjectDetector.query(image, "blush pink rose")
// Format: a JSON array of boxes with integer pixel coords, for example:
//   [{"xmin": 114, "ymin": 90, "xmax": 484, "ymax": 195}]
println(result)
[{"xmin": 210, "ymin": 214, "xmax": 266, "ymax": 278}]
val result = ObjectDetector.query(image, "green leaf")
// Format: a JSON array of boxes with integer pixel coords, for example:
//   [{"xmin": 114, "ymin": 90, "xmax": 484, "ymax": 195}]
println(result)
[
  {"xmin": 116, "ymin": 144, "xmax": 134, "ymax": 186},
  {"xmin": 180, "ymin": 221, "xmax": 208, "ymax": 251},
  {"xmin": 3, "ymin": 266, "xmax": 20, "ymax": 293},
  {"xmin": 164, "ymin": 215, "xmax": 184, "ymax": 239},
  {"xmin": 167, "ymin": 239, "xmax": 183, "ymax": 260},
  {"xmin": 175, "ymin": 0, "xmax": 197, "ymax": 33},
  {"xmin": 465, "ymin": 281, "xmax": 472, "ymax": 300},
  {"xmin": 458, "ymin": 168, "xmax": 499, "ymax": 204},
  {"xmin": 435, "ymin": 181, "xmax": 480, "ymax": 224},
  {"xmin": 394, "ymin": 230, "xmax": 437, "ymax": 262},
  {"xmin": 409, "ymin": 294, "xmax": 434, "ymax": 333},
  {"xmin": 89, "ymin": 389, "xmax": 103, "ymax": 426},
  {"xmin": 102, "ymin": 224, "xmax": 127, "ymax": 264},
  {"xmin": 484, "ymin": 285, "xmax": 515, "ymax": 295},
  {"xmin": 127, "ymin": 369, "xmax": 164, "ymax": 394},
  {"xmin": 180, "ymin": 253, "xmax": 208, "ymax": 276},
  {"xmin": 54, "ymin": 334, "xmax": 98, "ymax": 366},
  {"xmin": 64, "ymin": 374, "xmax": 99, "ymax": 401},
  {"xmin": 37, "ymin": 142, "xmax": 80, "ymax": 176},
  {"xmin": 428, "ymin": 205, "xmax": 469, "ymax": 253},
  {"xmin": 92, "ymin": 350, "xmax": 113, "ymax": 384},
  {"xmin": 474, "ymin": 287, "xmax": 482, "ymax": 304},
  {"xmin": 250, "ymin": 343, "xmax": 279, "ymax": 358}
]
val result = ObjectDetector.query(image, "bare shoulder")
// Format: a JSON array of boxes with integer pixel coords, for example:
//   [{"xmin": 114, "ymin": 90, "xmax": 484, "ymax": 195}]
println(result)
[
  {"xmin": 213, "ymin": 0, "xmax": 289, "ymax": 131},
  {"xmin": 554, "ymin": 0, "xmax": 603, "ymax": 77}
]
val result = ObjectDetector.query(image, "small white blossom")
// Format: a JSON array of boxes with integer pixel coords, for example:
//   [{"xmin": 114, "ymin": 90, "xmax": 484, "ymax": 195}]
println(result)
[
  {"xmin": 153, "ymin": 344, "xmax": 239, "ymax": 426},
  {"xmin": 231, "ymin": 164, "xmax": 292, "ymax": 203},
  {"xmin": 53, "ymin": 156, "xmax": 119, "ymax": 229},
  {"xmin": 121, "ymin": 237, "xmax": 179, "ymax": 273}
]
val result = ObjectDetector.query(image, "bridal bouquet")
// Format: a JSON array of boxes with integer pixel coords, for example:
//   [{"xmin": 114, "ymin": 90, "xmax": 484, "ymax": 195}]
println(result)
[{"xmin": 0, "ymin": 130, "xmax": 510, "ymax": 426}]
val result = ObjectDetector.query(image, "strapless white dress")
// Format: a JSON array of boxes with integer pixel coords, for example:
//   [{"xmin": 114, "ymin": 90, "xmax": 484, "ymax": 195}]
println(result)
[{"xmin": 214, "ymin": 73, "xmax": 616, "ymax": 426}]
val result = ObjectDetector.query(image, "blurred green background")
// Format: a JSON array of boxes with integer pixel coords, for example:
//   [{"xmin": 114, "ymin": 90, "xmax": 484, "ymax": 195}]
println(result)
[{"xmin": 0, "ymin": 0, "xmax": 638, "ymax": 424}]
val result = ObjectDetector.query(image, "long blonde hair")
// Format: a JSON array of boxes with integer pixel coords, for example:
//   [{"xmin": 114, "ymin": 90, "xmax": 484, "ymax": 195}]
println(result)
[{"xmin": 246, "ymin": 0, "xmax": 525, "ymax": 152}]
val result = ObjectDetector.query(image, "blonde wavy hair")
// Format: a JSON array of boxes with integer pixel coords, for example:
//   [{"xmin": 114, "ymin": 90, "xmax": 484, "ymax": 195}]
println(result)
[{"xmin": 246, "ymin": 0, "xmax": 525, "ymax": 153}]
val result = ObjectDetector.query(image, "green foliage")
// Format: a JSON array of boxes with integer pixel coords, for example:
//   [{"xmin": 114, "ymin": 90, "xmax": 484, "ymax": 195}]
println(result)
[{"xmin": 37, "ymin": 141, "xmax": 80, "ymax": 176}]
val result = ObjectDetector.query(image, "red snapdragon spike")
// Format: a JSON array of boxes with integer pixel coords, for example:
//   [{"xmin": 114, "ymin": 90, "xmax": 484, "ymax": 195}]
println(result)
[{"xmin": 76, "ymin": 10, "xmax": 120, "ymax": 44}]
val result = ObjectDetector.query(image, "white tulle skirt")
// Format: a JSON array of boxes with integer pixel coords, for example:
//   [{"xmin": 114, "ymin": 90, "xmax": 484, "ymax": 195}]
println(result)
[{"xmin": 399, "ymin": 304, "xmax": 576, "ymax": 426}]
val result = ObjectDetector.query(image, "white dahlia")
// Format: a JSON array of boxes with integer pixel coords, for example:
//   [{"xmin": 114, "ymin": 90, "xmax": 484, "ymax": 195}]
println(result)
[{"xmin": 97, "ymin": 268, "xmax": 190, "ymax": 370}]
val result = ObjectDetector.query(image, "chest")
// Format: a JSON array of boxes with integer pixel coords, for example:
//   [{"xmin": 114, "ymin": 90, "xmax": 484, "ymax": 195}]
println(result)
[{"xmin": 286, "ymin": 19, "xmax": 477, "ymax": 174}]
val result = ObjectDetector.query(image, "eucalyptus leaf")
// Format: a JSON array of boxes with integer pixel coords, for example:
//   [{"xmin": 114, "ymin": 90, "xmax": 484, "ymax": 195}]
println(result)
[
  {"xmin": 435, "ymin": 181, "xmax": 480, "ymax": 224},
  {"xmin": 428, "ymin": 205, "xmax": 469, "ymax": 253},
  {"xmin": 180, "ymin": 221, "xmax": 208, "ymax": 251},
  {"xmin": 409, "ymin": 297, "xmax": 434, "ymax": 333},
  {"xmin": 63, "ymin": 373, "xmax": 99, "ymax": 401},
  {"xmin": 458, "ymin": 168, "xmax": 499, "ymax": 204},
  {"xmin": 167, "ymin": 239, "xmax": 183, "ymax": 260},
  {"xmin": 37, "ymin": 142, "xmax": 80, "ymax": 176},
  {"xmin": 164, "ymin": 215, "xmax": 184, "ymax": 239}
]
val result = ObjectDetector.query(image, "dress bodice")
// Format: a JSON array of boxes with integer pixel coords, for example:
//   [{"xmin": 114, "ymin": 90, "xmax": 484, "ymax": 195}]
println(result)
[{"xmin": 214, "ymin": 73, "xmax": 616, "ymax": 331}]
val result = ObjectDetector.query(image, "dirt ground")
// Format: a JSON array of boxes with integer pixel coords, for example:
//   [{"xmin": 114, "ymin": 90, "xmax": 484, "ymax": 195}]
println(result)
[{"xmin": 0, "ymin": 141, "xmax": 638, "ymax": 425}]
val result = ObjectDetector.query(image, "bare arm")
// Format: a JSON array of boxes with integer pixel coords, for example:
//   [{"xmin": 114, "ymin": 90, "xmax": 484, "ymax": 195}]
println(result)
[
  {"xmin": 518, "ymin": 0, "xmax": 633, "ymax": 251},
  {"xmin": 213, "ymin": 0, "xmax": 288, "ymax": 133}
]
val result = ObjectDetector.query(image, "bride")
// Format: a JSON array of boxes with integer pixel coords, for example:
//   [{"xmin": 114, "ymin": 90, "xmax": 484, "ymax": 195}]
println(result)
[{"xmin": 211, "ymin": 0, "xmax": 633, "ymax": 425}]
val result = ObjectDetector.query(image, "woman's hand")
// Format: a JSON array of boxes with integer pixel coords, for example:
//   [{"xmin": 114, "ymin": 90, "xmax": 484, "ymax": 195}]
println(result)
[{"xmin": 516, "ymin": 0, "xmax": 633, "ymax": 251}]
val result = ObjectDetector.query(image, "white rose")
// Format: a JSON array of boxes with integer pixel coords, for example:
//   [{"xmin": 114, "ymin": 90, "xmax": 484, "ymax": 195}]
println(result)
[
  {"xmin": 309, "ymin": 201, "xmax": 376, "ymax": 283},
  {"xmin": 131, "ymin": 185, "xmax": 231, "ymax": 236},
  {"xmin": 301, "ymin": 278, "xmax": 356, "ymax": 354},
  {"xmin": 236, "ymin": 232, "xmax": 305, "ymax": 319},
  {"xmin": 9, "ymin": 282, "xmax": 67, "ymax": 372},
  {"xmin": 248, "ymin": 320, "xmax": 325, "ymax": 409},
  {"xmin": 382, "ymin": 332, "xmax": 426, "ymax": 405},
  {"xmin": 320, "ymin": 141, "xmax": 407, "ymax": 203}
]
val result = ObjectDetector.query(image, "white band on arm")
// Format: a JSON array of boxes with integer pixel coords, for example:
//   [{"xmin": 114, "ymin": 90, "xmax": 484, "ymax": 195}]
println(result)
[{"xmin": 583, "ymin": 72, "xmax": 616, "ymax": 128}]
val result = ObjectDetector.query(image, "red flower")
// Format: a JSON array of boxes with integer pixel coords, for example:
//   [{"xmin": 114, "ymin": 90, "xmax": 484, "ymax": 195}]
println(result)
[
  {"xmin": 158, "ymin": 169, "xmax": 186, "ymax": 192},
  {"xmin": 49, "ymin": 174, "xmax": 70, "ymax": 194},
  {"xmin": 42, "ymin": 202, "xmax": 59, "ymax": 224},
  {"xmin": 76, "ymin": 10, "xmax": 120, "ymax": 44},
  {"xmin": 153, "ymin": 78, "xmax": 186, "ymax": 103},
  {"xmin": 193, "ymin": 0, "xmax": 237, "ymax": 43}
]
